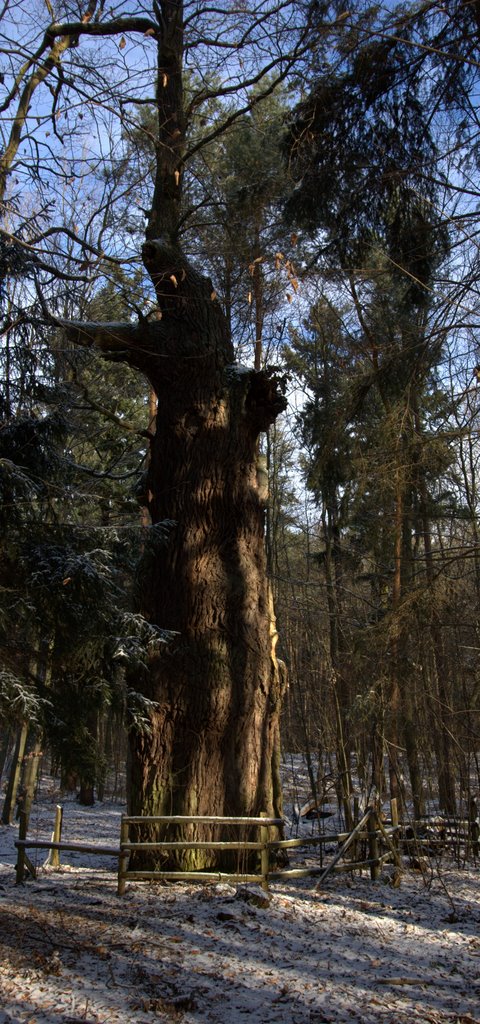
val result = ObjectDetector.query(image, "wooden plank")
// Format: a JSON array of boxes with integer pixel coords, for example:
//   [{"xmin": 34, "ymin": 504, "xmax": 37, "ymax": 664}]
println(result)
[
  {"xmin": 268, "ymin": 832, "xmax": 371, "ymax": 850},
  {"xmin": 269, "ymin": 852, "xmax": 394, "ymax": 881},
  {"xmin": 121, "ymin": 840, "xmax": 263, "ymax": 851},
  {"xmin": 15, "ymin": 840, "xmax": 120, "ymax": 855},
  {"xmin": 334, "ymin": 852, "xmax": 393, "ymax": 873},
  {"xmin": 268, "ymin": 836, "xmax": 325, "ymax": 850},
  {"xmin": 122, "ymin": 815, "xmax": 283, "ymax": 826},
  {"xmin": 268, "ymin": 866, "xmax": 326, "ymax": 880},
  {"xmin": 123, "ymin": 870, "xmax": 262, "ymax": 883}
]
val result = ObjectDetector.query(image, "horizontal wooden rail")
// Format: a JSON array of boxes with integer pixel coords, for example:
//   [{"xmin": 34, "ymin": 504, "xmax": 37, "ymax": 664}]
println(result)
[
  {"xmin": 123, "ymin": 815, "xmax": 283, "ymax": 826},
  {"xmin": 15, "ymin": 837, "xmax": 121, "ymax": 883},
  {"xmin": 267, "ymin": 827, "xmax": 397, "ymax": 851},
  {"xmin": 16, "ymin": 840, "xmax": 120, "ymax": 855},
  {"xmin": 121, "ymin": 840, "xmax": 264, "ymax": 851},
  {"xmin": 124, "ymin": 870, "xmax": 265, "ymax": 884},
  {"xmin": 269, "ymin": 850, "xmax": 394, "ymax": 882}
]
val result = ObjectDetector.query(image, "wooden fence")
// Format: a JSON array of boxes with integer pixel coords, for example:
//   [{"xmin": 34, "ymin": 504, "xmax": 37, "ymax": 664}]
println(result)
[
  {"xmin": 402, "ymin": 810, "xmax": 480, "ymax": 861},
  {"xmin": 14, "ymin": 805, "xmax": 121, "ymax": 886},
  {"xmin": 15, "ymin": 799, "xmax": 479, "ymax": 892},
  {"xmin": 117, "ymin": 814, "xmax": 282, "ymax": 894},
  {"xmin": 15, "ymin": 804, "xmax": 402, "ymax": 893}
]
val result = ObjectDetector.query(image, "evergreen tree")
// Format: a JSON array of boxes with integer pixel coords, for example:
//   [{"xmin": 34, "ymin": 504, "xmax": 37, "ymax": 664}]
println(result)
[
  {"xmin": 0, "ymin": 261, "xmax": 164, "ymax": 807},
  {"xmin": 282, "ymin": 4, "xmax": 471, "ymax": 809}
]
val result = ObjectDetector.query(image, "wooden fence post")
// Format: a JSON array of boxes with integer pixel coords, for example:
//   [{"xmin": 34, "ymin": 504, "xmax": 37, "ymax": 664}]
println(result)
[
  {"xmin": 118, "ymin": 815, "xmax": 129, "ymax": 896},
  {"xmin": 390, "ymin": 797, "xmax": 400, "ymax": 866},
  {"xmin": 16, "ymin": 810, "xmax": 27, "ymax": 884},
  {"xmin": 260, "ymin": 812, "xmax": 269, "ymax": 892},
  {"xmin": 367, "ymin": 807, "xmax": 380, "ymax": 880},
  {"xmin": 46, "ymin": 805, "xmax": 63, "ymax": 868},
  {"xmin": 16, "ymin": 811, "xmax": 38, "ymax": 883}
]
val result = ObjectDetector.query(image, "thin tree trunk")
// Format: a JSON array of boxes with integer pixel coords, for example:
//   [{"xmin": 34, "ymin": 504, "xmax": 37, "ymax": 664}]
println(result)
[
  {"xmin": 414, "ymin": 400, "xmax": 457, "ymax": 815},
  {"xmin": 22, "ymin": 736, "xmax": 43, "ymax": 821},
  {"xmin": 322, "ymin": 503, "xmax": 353, "ymax": 828},
  {"xmin": 0, "ymin": 730, "xmax": 11, "ymax": 787},
  {"xmin": 403, "ymin": 716, "xmax": 425, "ymax": 819},
  {"xmin": 1, "ymin": 721, "xmax": 28, "ymax": 825},
  {"xmin": 388, "ymin": 470, "xmax": 403, "ymax": 805}
]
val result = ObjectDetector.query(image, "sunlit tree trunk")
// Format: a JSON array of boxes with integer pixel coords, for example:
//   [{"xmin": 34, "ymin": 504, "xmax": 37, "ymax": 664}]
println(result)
[
  {"xmin": 63, "ymin": 0, "xmax": 287, "ymax": 867},
  {"xmin": 1, "ymin": 721, "xmax": 28, "ymax": 825}
]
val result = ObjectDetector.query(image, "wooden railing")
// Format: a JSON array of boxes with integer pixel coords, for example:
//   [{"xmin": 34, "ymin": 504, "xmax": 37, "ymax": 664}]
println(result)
[
  {"xmin": 268, "ymin": 805, "xmax": 401, "ymax": 884},
  {"xmin": 14, "ymin": 806, "xmax": 121, "ymax": 885},
  {"xmin": 117, "ymin": 813, "xmax": 282, "ymax": 895},
  {"xmin": 15, "ymin": 805, "xmax": 402, "ymax": 892},
  {"xmin": 15, "ymin": 798, "xmax": 480, "ymax": 892}
]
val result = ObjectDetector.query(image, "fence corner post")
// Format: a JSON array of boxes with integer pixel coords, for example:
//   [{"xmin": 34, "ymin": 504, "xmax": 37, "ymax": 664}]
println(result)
[{"xmin": 260, "ymin": 812, "xmax": 269, "ymax": 892}]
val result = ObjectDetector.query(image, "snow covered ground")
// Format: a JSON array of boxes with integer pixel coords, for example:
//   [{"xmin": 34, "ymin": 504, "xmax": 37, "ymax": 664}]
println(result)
[{"xmin": 0, "ymin": 777, "xmax": 479, "ymax": 1024}]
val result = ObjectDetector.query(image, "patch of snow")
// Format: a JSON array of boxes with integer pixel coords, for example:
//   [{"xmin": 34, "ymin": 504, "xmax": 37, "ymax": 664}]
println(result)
[{"xmin": 1, "ymin": 780, "xmax": 479, "ymax": 1023}]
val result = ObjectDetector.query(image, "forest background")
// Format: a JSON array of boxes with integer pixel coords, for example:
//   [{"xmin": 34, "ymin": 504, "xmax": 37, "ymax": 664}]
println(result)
[{"xmin": 1, "ymin": 0, "xmax": 480, "ymax": 843}]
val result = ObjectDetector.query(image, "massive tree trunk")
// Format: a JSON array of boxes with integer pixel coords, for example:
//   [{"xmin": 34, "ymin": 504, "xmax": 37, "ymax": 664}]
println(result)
[
  {"xmin": 61, "ymin": 0, "xmax": 288, "ymax": 868},
  {"xmin": 133, "ymin": 244, "xmax": 287, "ymax": 863},
  {"xmin": 66, "ymin": 246, "xmax": 287, "ymax": 869}
]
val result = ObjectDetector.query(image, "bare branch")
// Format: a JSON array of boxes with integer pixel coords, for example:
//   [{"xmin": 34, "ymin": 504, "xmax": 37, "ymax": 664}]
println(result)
[
  {"xmin": 62, "ymin": 319, "xmax": 141, "ymax": 358},
  {"xmin": 45, "ymin": 16, "xmax": 160, "ymax": 43}
]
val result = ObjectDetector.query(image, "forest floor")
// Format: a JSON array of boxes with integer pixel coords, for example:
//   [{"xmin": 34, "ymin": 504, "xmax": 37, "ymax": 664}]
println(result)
[{"xmin": 0, "ymin": 775, "xmax": 479, "ymax": 1024}]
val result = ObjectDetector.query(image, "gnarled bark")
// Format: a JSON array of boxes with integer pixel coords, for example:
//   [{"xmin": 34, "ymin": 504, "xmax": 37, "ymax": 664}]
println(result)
[
  {"xmin": 61, "ymin": 0, "xmax": 289, "ymax": 870},
  {"xmin": 64, "ymin": 236, "xmax": 287, "ymax": 868}
]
